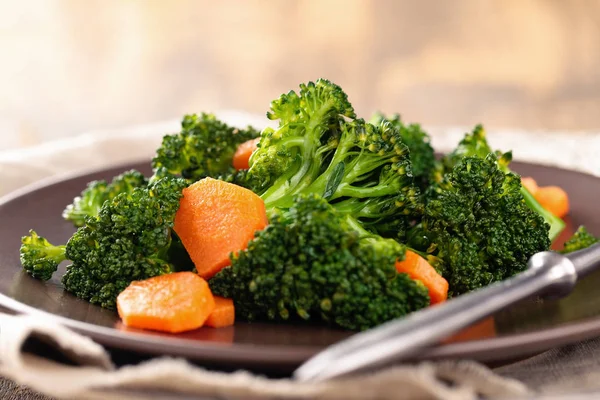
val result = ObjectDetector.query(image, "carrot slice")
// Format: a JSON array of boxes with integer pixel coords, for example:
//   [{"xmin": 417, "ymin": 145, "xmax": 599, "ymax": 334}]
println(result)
[
  {"xmin": 117, "ymin": 272, "xmax": 215, "ymax": 333},
  {"xmin": 521, "ymin": 177, "xmax": 538, "ymax": 195},
  {"xmin": 395, "ymin": 250, "xmax": 449, "ymax": 305},
  {"xmin": 534, "ymin": 185, "xmax": 570, "ymax": 218},
  {"xmin": 174, "ymin": 177, "xmax": 268, "ymax": 279},
  {"xmin": 205, "ymin": 296, "xmax": 235, "ymax": 328},
  {"xmin": 233, "ymin": 138, "xmax": 260, "ymax": 170}
]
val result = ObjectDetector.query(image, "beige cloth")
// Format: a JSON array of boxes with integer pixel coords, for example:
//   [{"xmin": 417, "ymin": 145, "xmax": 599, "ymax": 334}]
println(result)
[{"xmin": 0, "ymin": 112, "xmax": 598, "ymax": 400}]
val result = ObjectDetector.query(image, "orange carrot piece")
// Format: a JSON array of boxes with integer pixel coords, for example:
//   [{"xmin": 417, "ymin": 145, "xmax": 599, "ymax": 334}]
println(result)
[
  {"xmin": 174, "ymin": 177, "xmax": 268, "ymax": 280},
  {"xmin": 117, "ymin": 272, "xmax": 215, "ymax": 333},
  {"xmin": 233, "ymin": 138, "xmax": 260, "ymax": 170},
  {"xmin": 521, "ymin": 177, "xmax": 538, "ymax": 195},
  {"xmin": 205, "ymin": 296, "xmax": 235, "ymax": 328},
  {"xmin": 395, "ymin": 250, "xmax": 449, "ymax": 305},
  {"xmin": 444, "ymin": 317, "xmax": 497, "ymax": 343},
  {"xmin": 535, "ymin": 185, "xmax": 570, "ymax": 218}
]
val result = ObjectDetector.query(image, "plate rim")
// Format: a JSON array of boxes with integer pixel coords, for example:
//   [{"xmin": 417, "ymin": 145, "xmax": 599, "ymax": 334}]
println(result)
[{"xmin": 2, "ymin": 160, "xmax": 600, "ymax": 368}]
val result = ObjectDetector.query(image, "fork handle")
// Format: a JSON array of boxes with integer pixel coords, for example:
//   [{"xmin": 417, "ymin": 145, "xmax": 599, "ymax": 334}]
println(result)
[{"xmin": 566, "ymin": 242, "xmax": 600, "ymax": 278}]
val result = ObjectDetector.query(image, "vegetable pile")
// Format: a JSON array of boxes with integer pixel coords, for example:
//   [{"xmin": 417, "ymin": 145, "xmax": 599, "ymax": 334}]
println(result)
[{"xmin": 20, "ymin": 78, "xmax": 596, "ymax": 333}]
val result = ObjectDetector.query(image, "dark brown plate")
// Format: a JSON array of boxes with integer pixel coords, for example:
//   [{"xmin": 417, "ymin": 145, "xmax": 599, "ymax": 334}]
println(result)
[{"xmin": 0, "ymin": 161, "xmax": 599, "ymax": 371}]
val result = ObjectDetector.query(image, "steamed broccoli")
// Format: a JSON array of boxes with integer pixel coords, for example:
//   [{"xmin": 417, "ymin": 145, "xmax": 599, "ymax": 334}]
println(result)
[
  {"xmin": 209, "ymin": 194, "xmax": 429, "ymax": 331},
  {"xmin": 439, "ymin": 125, "xmax": 565, "ymax": 241},
  {"xmin": 248, "ymin": 79, "xmax": 420, "ymax": 239},
  {"xmin": 152, "ymin": 113, "xmax": 259, "ymax": 184},
  {"xmin": 21, "ymin": 176, "xmax": 188, "ymax": 309},
  {"xmin": 20, "ymin": 230, "xmax": 66, "ymax": 281},
  {"xmin": 561, "ymin": 226, "xmax": 599, "ymax": 254},
  {"xmin": 209, "ymin": 80, "xmax": 430, "ymax": 330},
  {"xmin": 409, "ymin": 154, "xmax": 551, "ymax": 296},
  {"xmin": 63, "ymin": 170, "xmax": 148, "ymax": 227},
  {"xmin": 370, "ymin": 113, "xmax": 436, "ymax": 189}
]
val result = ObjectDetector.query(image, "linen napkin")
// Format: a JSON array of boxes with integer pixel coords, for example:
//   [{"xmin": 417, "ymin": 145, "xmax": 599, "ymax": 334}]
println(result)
[{"xmin": 0, "ymin": 111, "xmax": 598, "ymax": 400}]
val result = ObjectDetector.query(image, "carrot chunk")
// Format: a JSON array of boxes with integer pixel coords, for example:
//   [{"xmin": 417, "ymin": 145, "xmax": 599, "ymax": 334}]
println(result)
[
  {"xmin": 117, "ymin": 272, "xmax": 215, "ymax": 333},
  {"xmin": 205, "ymin": 296, "xmax": 235, "ymax": 328},
  {"xmin": 174, "ymin": 177, "xmax": 268, "ymax": 279},
  {"xmin": 534, "ymin": 185, "xmax": 570, "ymax": 218},
  {"xmin": 395, "ymin": 250, "xmax": 449, "ymax": 305},
  {"xmin": 521, "ymin": 177, "xmax": 538, "ymax": 195},
  {"xmin": 233, "ymin": 138, "xmax": 260, "ymax": 170}
]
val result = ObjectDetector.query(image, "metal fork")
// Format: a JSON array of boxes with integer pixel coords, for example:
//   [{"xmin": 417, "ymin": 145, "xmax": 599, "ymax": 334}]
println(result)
[{"xmin": 294, "ymin": 244, "xmax": 600, "ymax": 382}]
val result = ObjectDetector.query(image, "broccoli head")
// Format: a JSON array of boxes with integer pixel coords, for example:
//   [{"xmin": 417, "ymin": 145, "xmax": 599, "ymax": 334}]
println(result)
[
  {"xmin": 63, "ymin": 169, "xmax": 148, "ymax": 227},
  {"xmin": 411, "ymin": 154, "xmax": 551, "ymax": 296},
  {"xmin": 61, "ymin": 176, "xmax": 188, "ymax": 309},
  {"xmin": 370, "ymin": 113, "xmax": 436, "ymax": 189},
  {"xmin": 152, "ymin": 113, "xmax": 259, "ymax": 184},
  {"xmin": 21, "ymin": 176, "xmax": 188, "ymax": 309},
  {"xmin": 209, "ymin": 193, "xmax": 429, "ymax": 331},
  {"xmin": 248, "ymin": 79, "xmax": 420, "ymax": 239},
  {"xmin": 561, "ymin": 226, "xmax": 599, "ymax": 254},
  {"xmin": 439, "ymin": 124, "xmax": 565, "ymax": 241},
  {"xmin": 20, "ymin": 230, "xmax": 66, "ymax": 281}
]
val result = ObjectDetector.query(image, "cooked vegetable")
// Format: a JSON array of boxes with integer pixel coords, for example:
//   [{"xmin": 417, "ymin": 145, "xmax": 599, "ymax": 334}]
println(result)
[
  {"xmin": 21, "ymin": 77, "xmax": 575, "ymax": 332},
  {"xmin": 248, "ymin": 79, "xmax": 420, "ymax": 239},
  {"xmin": 205, "ymin": 296, "xmax": 235, "ymax": 328},
  {"xmin": 173, "ymin": 177, "xmax": 268, "ymax": 280},
  {"xmin": 561, "ymin": 226, "xmax": 599, "ymax": 254},
  {"xmin": 117, "ymin": 272, "xmax": 215, "ymax": 333},
  {"xmin": 370, "ymin": 113, "xmax": 436, "ymax": 190},
  {"xmin": 535, "ymin": 185, "xmax": 570, "ymax": 219},
  {"xmin": 152, "ymin": 113, "xmax": 259, "ymax": 184},
  {"xmin": 209, "ymin": 194, "xmax": 430, "ymax": 331},
  {"xmin": 233, "ymin": 138, "xmax": 260, "ymax": 170},
  {"xmin": 439, "ymin": 125, "xmax": 565, "ymax": 241},
  {"xmin": 20, "ymin": 230, "xmax": 66, "ymax": 281},
  {"xmin": 410, "ymin": 154, "xmax": 551, "ymax": 297},
  {"xmin": 395, "ymin": 250, "xmax": 448, "ymax": 305},
  {"xmin": 21, "ymin": 176, "xmax": 188, "ymax": 309},
  {"xmin": 63, "ymin": 170, "xmax": 148, "ymax": 227}
]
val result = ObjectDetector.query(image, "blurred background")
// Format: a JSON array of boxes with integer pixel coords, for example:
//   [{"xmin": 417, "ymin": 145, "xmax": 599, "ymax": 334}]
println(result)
[{"xmin": 0, "ymin": 0, "xmax": 599, "ymax": 150}]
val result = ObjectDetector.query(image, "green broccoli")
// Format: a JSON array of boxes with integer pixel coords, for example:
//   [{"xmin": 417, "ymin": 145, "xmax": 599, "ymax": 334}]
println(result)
[
  {"xmin": 152, "ymin": 113, "xmax": 259, "ymax": 185},
  {"xmin": 370, "ymin": 113, "xmax": 436, "ymax": 190},
  {"xmin": 21, "ymin": 176, "xmax": 188, "ymax": 309},
  {"xmin": 248, "ymin": 79, "xmax": 420, "ymax": 239},
  {"xmin": 63, "ymin": 169, "xmax": 148, "ymax": 227},
  {"xmin": 209, "ymin": 194, "xmax": 429, "ymax": 331},
  {"xmin": 20, "ymin": 230, "xmax": 67, "ymax": 281},
  {"xmin": 561, "ymin": 226, "xmax": 599, "ymax": 254},
  {"xmin": 409, "ymin": 154, "xmax": 551, "ymax": 296},
  {"xmin": 439, "ymin": 125, "xmax": 565, "ymax": 241}
]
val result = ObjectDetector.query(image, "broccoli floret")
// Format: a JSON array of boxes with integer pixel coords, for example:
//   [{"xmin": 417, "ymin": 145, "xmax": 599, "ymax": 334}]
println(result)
[
  {"xmin": 20, "ymin": 230, "xmax": 66, "ymax": 281},
  {"xmin": 63, "ymin": 170, "xmax": 148, "ymax": 227},
  {"xmin": 248, "ymin": 79, "xmax": 420, "ymax": 238},
  {"xmin": 61, "ymin": 176, "xmax": 187, "ymax": 309},
  {"xmin": 248, "ymin": 79, "xmax": 355, "ymax": 194},
  {"xmin": 21, "ymin": 176, "xmax": 188, "ymax": 309},
  {"xmin": 410, "ymin": 154, "xmax": 551, "ymax": 296},
  {"xmin": 370, "ymin": 113, "xmax": 436, "ymax": 190},
  {"xmin": 209, "ymin": 194, "xmax": 429, "ymax": 331},
  {"xmin": 439, "ymin": 125, "xmax": 565, "ymax": 241},
  {"xmin": 152, "ymin": 113, "xmax": 259, "ymax": 184},
  {"xmin": 561, "ymin": 226, "xmax": 599, "ymax": 254}
]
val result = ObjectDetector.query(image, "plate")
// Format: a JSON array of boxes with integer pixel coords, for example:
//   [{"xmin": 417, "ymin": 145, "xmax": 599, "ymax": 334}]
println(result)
[{"xmin": 0, "ymin": 161, "xmax": 599, "ymax": 372}]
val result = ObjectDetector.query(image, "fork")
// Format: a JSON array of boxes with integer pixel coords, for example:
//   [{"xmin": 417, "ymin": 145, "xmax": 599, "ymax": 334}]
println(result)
[{"xmin": 294, "ymin": 244, "xmax": 600, "ymax": 382}]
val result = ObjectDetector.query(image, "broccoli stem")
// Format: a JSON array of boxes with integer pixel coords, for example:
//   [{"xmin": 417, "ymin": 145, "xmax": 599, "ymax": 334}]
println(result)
[
  {"xmin": 335, "ymin": 183, "xmax": 401, "ymax": 199},
  {"xmin": 343, "ymin": 214, "xmax": 373, "ymax": 238},
  {"xmin": 521, "ymin": 186, "xmax": 565, "ymax": 241},
  {"xmin": 46, "ymin": 245, "xmax": 67, "ymax": 261}
]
